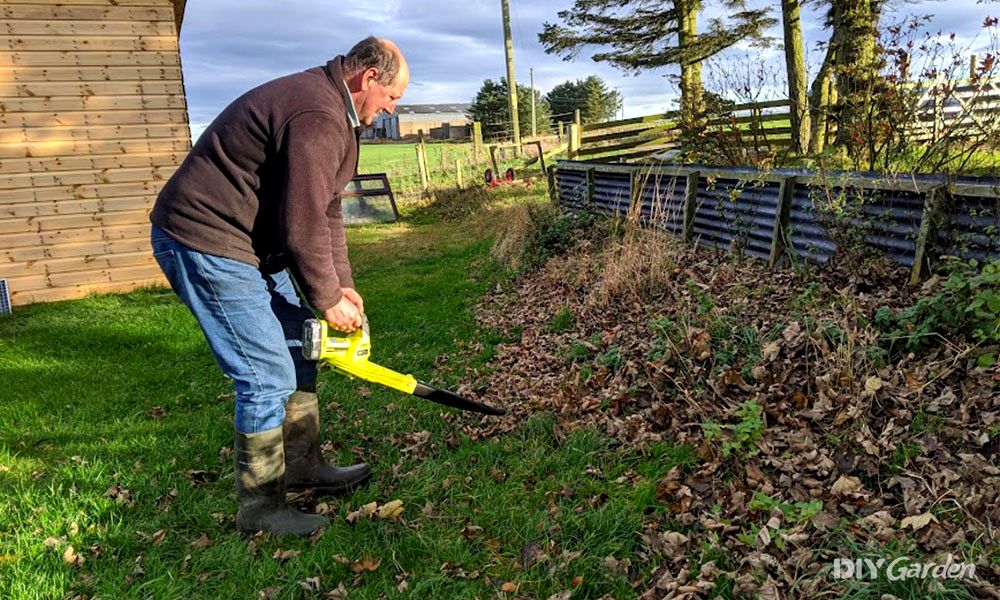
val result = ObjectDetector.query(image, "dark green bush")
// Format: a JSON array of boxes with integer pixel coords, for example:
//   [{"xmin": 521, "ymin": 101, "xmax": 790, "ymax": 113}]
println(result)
[{"xmin": 875, "ymin": 259, "xmax": 1000, "ymax": 356}]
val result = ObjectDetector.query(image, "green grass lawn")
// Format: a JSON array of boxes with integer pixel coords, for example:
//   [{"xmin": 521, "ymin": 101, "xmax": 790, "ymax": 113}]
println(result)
[{"xmin": 0, "ymin": 189, "xmax": 689, "ymax": 599}]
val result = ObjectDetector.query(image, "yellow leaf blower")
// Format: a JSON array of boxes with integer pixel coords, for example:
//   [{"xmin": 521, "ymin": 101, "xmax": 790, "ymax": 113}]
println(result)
[{"xmin": 303, "ymin": 318, "xmax": 506, "ymax": 416}]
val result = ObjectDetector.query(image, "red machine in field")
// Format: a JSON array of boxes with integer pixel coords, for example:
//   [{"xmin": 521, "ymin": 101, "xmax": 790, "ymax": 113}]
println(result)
[{"xmin": 484, "ymin": 167, "xmax": 516, "ymax": 189}]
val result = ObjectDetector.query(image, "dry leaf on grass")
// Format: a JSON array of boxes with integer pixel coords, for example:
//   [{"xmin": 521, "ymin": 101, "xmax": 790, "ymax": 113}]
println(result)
[
  {"xmin": 324, "ymin": 583, "xmax": 349, "ymax": 599},
  {"xmin": 346, "ymin": 501, "xmax": 378, "ymax": 523},
  {"xmin": 347, "ymin": 499, "xmax": 404, "ymax": 522},
  {"xmin": 104, "ymin": 483, "xmax": 133, "ymax": 505},
  {"xmin": 151, "ymin": 529, "xmax": 167, "ymax": 546},
  {"xmin": 62, "ymin": 545, "xmax": 83, "ymax": 566},
  {"xmin": 298, "ymin": 576, "xmax": 321, "ymax": 591},
  {"xmin": 272, "ymin": 548, "xmax": 301, "ymax": 561},
  {"xmin": 351, "ymin": 557, "xmax": 381, "ymax": 573},
  {"xmin": 377, "ymin": 499, "xmax": 404, "ymax": 519}
]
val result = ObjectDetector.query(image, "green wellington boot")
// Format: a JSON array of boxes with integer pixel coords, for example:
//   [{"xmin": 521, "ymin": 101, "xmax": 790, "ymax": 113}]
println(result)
[
  {"xmin": 283, "ymin": 391, "xmax": 372, "ymax": 496},
  {"xmin": 234, "ymin": 427, "xmax": 328, "ymax": 536}
]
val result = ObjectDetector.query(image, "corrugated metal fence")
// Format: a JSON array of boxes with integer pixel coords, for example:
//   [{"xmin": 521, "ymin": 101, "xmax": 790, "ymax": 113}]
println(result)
[{"xmin": 550, "ymin": 161, "xmax": 1000, "ymax": 282}]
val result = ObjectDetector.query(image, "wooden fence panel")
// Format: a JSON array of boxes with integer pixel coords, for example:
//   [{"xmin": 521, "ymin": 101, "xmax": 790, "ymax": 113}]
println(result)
[{"xmin": 0, "ymin": 0, "xmax": 187, "ymax": 306}]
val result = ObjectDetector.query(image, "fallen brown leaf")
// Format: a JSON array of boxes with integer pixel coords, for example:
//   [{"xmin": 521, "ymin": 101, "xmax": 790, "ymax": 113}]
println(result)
[{"xmin": 272, "ymin": 548, "xmax": 301, "ymax": 561}]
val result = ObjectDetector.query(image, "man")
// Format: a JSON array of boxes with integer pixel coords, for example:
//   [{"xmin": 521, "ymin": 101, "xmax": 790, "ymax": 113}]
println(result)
[{"xmin": 150, "ymin": 37, "xmax": 409, "ymax": 536}]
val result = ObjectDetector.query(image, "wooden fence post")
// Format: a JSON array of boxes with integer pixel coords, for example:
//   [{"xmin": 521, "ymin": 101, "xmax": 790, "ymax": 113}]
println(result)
[
  {"xmin": 558, "ymin": 121, "xmax": 564, "ymax": 142},
  {"xmin": 546, "ymin": 165, "xmax": 558, "ymax": 205},
  {"xmin": 489, "ymin": 145, "xmax": 501, "ymax": 178},
  {"xmin": 472, "ymin": 121, "xmax": 484, "ymax": 164},
  {"xmin": 568, "ymin": 124, "xmax": 580, "ymax": 160},
  {"xmin": 574, "ymin": 108, "xmax": 581, "ymax": 128},
  {"xmin": 769, "ymin": 176, "xmax": 797, "ymax": 267},
  {"xmin": 415, "ymin": 133, "xmax": 429, "ymax": 193},
  {"xmin": 910, "ymin": 185, "xmax": 945, "ymax": 284},
  {"xmin": 532, "ymin": 141, "xmax": 546, "ymax": 174},
  {"xmin": 456, "ymin": 159, "xmax": 463, "ymax": 190},
  {"xmin": 682, "ymin": 170, "xmax": 700, "ymax": 241}
]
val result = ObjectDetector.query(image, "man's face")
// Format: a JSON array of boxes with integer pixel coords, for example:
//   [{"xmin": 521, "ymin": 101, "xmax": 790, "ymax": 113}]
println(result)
[{"xmin": 356, "ymin": 64, "xmax": 409, "ymax": 126}]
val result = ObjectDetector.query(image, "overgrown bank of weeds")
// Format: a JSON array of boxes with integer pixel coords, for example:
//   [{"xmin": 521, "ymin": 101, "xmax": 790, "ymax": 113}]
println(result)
[
  {"xmin": 474, "ymin": 199, "xmax": 1000, "ymax": 598},
  {"xmin": 0, "ymin": 185, "xmax": 687, "ymax": 600}
]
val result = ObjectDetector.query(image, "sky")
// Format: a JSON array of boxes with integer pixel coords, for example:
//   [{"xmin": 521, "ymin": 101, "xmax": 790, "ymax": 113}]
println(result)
[{"xmin": 178, "ymin": 0, "xmax": 996, "ymax": 140}]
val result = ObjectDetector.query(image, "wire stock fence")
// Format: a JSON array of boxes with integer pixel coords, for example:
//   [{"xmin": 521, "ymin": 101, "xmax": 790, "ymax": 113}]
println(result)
[{"xmin": 551, "ymin": 160, "xmax": 1000, "ymax": 281}]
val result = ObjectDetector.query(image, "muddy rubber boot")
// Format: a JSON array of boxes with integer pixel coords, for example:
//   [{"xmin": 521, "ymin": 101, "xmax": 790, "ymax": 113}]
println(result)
[
  {"xmin": 234, "ymin": 427, "xmax": 328, "ymax": 536},
  {"xmin": 283, "ymin": 391, "xmax": 372, "ymax": 496}
]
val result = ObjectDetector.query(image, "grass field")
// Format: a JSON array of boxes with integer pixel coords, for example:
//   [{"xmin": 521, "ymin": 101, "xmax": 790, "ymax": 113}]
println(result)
[
  {"xmin": 0, "ymin": 189, "xmax": 689, "ymax": 599},
  {"xmin": 358, "ymin": 141, "xmax": 547, "ymax": 194},
  {"xmin": 358, "ymin": 142, "xmax": 477, "ymax": 194}
]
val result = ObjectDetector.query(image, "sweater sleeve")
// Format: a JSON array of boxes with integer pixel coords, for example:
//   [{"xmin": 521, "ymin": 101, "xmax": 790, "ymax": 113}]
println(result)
[
  {"xmin": 279, "ymin": 111, "xmax": 348, "ymax": 311},
  {"xmin": 326, "ymin": 194, "xmax": 354, "ymax": 290}
]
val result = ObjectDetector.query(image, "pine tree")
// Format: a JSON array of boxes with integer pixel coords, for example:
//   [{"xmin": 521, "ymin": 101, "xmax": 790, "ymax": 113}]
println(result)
[
  {"xmin": 468, "ymin": 78, "xmax": 552, "ymax": 141},
  {"xmin": 538, "ymin": 0, "xmax": 774, "ymax": 124},
  {"xmin": 546, "ymin": 76, "xmax": 623, "ymax": 125}
]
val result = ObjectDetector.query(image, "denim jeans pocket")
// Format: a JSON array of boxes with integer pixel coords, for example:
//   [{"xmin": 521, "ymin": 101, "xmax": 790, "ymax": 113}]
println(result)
[{"xmin": 152, "ymin": 247, "xmax": 174, "ymax": 260}]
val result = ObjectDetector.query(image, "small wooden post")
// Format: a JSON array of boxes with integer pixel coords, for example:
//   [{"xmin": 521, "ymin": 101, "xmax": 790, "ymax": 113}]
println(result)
[
  {"xmin": 456, "ymin": 159, "xmax": 463, "ymax": 190},
  {"xmin": 683, "ymin": 170, "xmax": 700, "ymax": 242},
  {"xmin": 751, "ymin": 106, "xmax": 762, "ymax": 150},
  {"xmin": 546, "ymin": 165, "xmax": 558, "ymax": 204},
  {"xmin": 532, "ymin": 141, "xmax": 546, "ymax": 174},
  {"xmin": 769, "ymin": 176, "xmax": 797, "ymax": 267},
  {"xmin": 910, "ymin": 185, "xmax": 944, "ymax": 284},
  {"xmin": 558, "ymin": 121, "xmax": 564, "ymax": 142},
  {"xmin": 568, "ymin": 124, "xmax": 580, "ymax": 160},
  {"xmin": 415, "ymin": 133, "xmax": 429, "ymax": 193},
  {"xmin": 970, "ymin": 54, "xmax": 978, "ymax": 80},
  {"xmin": 574, "ymin": 108, "xmax": 581, "ymax": 128},
  {"xmin": 489, "ymin": 144, "xmax": 501, "ymax": 178},
  {"xmin": 472, "ymin": 121, "xmax": 484, "ymax": 164}
]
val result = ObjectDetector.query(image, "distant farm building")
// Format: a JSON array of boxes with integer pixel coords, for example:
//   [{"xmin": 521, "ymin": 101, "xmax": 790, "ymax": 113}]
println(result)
[
  {"xmin": 1, "ymin": 0, "xmax": 191, "ymax": 306},
  {"xmin": 364, "ymin": 103, "xmax": 471, "ymax": 141}
]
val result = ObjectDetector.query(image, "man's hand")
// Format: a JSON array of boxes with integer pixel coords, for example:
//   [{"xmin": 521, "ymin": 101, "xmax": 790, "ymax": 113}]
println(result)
[
  {"xmin": 324, "ymin": 295, "xmax": 363, "ymax": 333},
  {"xmin": 341, "ymin": 287, "xmax": 365, "ymax": 317}
]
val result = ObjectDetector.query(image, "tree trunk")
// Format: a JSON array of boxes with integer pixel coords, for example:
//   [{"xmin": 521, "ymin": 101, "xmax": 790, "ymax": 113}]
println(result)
[
  {"xmin": 830, "ymin": 0, "xmax": 880, "ymax": 149},
  {"xmin": 677, "ymin": 0, "xmax": 704, "ymax": 124},
  {"xmin": 808, "ymin": 42, "xmax": 837, "ymax": 154},
  {"xmin": 782, "ymin": 0, "xmax": 810, "ymax": 154}
]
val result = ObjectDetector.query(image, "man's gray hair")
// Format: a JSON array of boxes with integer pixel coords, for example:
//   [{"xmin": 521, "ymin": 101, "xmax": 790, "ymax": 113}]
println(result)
[{"xmin": 344, "ymin": 37, "xmax": 400, "ymax": 85}]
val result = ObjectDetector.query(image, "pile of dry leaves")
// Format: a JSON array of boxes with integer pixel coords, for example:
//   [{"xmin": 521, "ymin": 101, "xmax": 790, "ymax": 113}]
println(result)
[{"xmin": 454, "ymin": 214, "xmax": 1000, "ymax": 599}]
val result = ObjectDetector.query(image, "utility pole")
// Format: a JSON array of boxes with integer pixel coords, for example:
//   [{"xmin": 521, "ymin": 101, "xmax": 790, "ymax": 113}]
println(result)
[
  {"xmin": 530, "ymin": 67, "xmax": 536, "ymax": 138},
  {"xmin": 501, "ymin": 0, "xmax": 521, "ymax": 152}
]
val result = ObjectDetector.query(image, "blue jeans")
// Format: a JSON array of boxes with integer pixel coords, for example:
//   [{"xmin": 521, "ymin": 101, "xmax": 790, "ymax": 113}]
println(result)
[{"xmin": 151, "ymin": 225, "xmax": 317, "ymax": 434}]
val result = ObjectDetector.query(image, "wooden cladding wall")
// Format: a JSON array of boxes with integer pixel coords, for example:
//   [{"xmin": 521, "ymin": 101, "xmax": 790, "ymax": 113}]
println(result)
[{"xmin": 0, "ymin": 0, "xmax": 190, "ymax": 306}]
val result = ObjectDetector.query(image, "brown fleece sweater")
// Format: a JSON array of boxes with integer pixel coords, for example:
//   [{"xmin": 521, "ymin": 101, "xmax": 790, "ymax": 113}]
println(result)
[{"xmin": 150, "ymin": 57, "xmax": 359, "ymax": 311}]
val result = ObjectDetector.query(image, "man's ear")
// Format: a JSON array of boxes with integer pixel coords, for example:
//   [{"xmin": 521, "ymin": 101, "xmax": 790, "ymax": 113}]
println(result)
[{"xmin": 362, "ymin": 67, "xmax": 379, "ymax": 91}]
